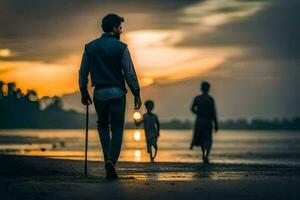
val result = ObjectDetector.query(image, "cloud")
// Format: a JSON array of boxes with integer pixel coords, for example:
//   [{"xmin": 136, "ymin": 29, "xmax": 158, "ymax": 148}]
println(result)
[
  {"xmin": 126, "ymin": 29, "xmax": 242, "ymax": 82},
  {"xmin": 176, "ymin": 0, "xmax": 300, "ymax": 60},
  {"xmin": 179, "ymin": 0, "xmax": 267, "ymax": 31},
  {"xmin": 123, "ymin": 0, "xmax": 268, "ymax": 83},
  {"xmin": 0, "ymin": 0, "xmax": 198, "ymax": 62}
]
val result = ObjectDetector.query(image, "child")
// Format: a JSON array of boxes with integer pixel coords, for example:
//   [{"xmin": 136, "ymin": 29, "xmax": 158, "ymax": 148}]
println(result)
[{"xmin": 136, "ymin": 100, "xmax": 160, "ymax": 162}]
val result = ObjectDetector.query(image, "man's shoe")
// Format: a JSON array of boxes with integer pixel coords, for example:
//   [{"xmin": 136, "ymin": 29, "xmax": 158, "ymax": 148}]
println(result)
[
  {"xmin": 203, "ymin": 155, "xmax": 209, "ymax": 164},
  {"xmin": 105, "ymin": 160, "xmax": 118, "ymax": 179}
]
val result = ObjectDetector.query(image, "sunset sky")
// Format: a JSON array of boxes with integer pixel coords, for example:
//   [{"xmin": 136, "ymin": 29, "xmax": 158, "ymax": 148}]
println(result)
[{"xmin": 0, "ymin": 0, "xmax": 299, "ymax": 119}]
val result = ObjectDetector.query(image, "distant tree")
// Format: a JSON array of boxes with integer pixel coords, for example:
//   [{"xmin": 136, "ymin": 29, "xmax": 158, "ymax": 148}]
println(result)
[
  {"xmin": 0, "ymin": 81, "xmax": 4, "ymax": 99},
  {"xmin": 15, "ymin": 88, "xmax": 23, "ymax": 99},
  {"xmin": 1, "ymin": 79, "xmax": 300, "ymax": 129},
  {"xmin": 39, "ymin": 96, "xmax": 53, "ymax": 110},
  {"xmin": 44, "ymin": 96, "xmax": 63, "ymax": 111},
  {"xmin": 7, "ymin": 82, "xmax": 16, "ymax": 96},
  {"xmin": 26, "ymin": 89, "xmax": 38, "ymax": 101}
]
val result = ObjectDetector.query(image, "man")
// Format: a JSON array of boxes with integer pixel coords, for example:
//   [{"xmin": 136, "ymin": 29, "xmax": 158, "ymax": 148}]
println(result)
[
  {"xmin": 190, "ymin": 81, "xmax": 218, "ymax": 164},
  {"xmin": 79, "ymin": 14, "xmax": 142, "ymax": 179}
]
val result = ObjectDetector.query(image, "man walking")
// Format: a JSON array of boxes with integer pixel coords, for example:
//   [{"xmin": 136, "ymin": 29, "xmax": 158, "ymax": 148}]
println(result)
[
  {"xmin": 79, "ymin": 14, "xmax": 141, "ymax": 179},
  {"xmin": 190, "ymin": 81, "xmax": 218, "ymax": 164}
]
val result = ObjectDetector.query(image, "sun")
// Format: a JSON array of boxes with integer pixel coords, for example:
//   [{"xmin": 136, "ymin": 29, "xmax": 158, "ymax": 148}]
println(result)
[{"xmin": 133, "ymin": 112, "xmax": 142, "ymax": 121}]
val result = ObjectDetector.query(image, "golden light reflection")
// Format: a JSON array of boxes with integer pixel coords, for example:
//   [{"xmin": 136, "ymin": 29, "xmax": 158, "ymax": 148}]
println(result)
[
  {"xmin": 0, "ymin": 49, "xmax": 12, "ymax": 57},
  {"xmin": 134, "ymin": 150, "xmax": 142, "ymax": 161},
  {"xmin": 133, "ymin": 130, "xmax": 141, "ymax": 141}
]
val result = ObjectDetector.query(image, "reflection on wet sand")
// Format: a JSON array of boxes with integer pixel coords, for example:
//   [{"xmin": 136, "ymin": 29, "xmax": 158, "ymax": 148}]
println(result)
[
  {"xmin": 130, "ymin": 172, "xmax": 198, "ymax": 181},
  {"xmin": 133, "ymin": 130, "xmax": 142, "ymax": 141},
  {"xmin": 134, "ymin": 150, "xmax": 142, "ymax": 161},
  {"xmin": 115, "ymin": 161, "xmax": 299, "ymax": 181}
]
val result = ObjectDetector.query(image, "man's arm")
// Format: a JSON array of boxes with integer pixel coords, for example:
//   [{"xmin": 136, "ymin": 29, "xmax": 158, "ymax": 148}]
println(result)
[
  {"xmin": 155, "ymin": 115, "xmax": 160, "ymax": 137},
  {"xmin": 191, "ymin": 97, "xmax": 197, "ymax": 114},
  {"xmin": 121, "ymin": 47, "xmax": 141, "ymax": 109},
  {"xmin": 78, "ymin": 45, "xmax": 92, "ymax": 105},
  {"xmin": 212, "ymin": 98, "xmax": 218, "ymax": 132}
]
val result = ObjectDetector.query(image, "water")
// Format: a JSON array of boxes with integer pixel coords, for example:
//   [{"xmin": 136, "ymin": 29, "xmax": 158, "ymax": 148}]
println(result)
[{"xmin": 0, "ymin": 129, "xmax": 299, "ymax": 166}]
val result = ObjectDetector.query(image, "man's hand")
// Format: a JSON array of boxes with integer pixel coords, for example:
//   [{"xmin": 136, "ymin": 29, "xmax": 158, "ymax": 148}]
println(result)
[
  {"xmin": 81, "ymin": 93, "xmax": 92, "ymax": 105},
  {"xmin": 214, "ymin": 125, "xmax": 219, "ymax": 133},
  {"xmin": 134, "ymin": 96, "xmax": 142, "ymax": 110}
]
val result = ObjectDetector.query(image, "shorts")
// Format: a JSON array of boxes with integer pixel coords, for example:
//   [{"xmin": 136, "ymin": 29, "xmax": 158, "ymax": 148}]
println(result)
[{"xmin": 146, "ymin": 137, "xmax": 158, "ymax": 153}]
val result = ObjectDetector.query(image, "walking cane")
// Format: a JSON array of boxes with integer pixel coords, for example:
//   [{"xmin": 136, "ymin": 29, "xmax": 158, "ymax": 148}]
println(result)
[{"xmin": 84, "ymin": 104, "xmax": 89, "ymax": 177}]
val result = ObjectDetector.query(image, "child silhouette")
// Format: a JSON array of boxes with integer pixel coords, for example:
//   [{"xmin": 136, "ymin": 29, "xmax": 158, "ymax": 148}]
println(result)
[{"xmin": 135, "ymin": 100, "xmax": 160, "ymax": 162}]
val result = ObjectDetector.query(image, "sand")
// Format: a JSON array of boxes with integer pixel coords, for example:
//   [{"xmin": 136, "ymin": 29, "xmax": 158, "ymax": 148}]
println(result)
[{"xmin": 0, "ymin": 155, "xmax": 300, "ymax": 200}]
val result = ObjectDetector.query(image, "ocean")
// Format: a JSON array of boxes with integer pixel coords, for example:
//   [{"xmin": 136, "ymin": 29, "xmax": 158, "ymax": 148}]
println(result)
[{"xmin": 0, "ymin": 129, "xmax": 299, "ymax": 166}]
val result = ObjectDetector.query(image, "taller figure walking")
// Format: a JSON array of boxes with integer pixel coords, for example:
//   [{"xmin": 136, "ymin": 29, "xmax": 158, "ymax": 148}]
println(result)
[
  {"xmin": 79, "ymin": 14, "xmax": 141, "ymax": 179},
  {"xmin": 190, "ymin": 81, "xmax": 218, "ymax": 164}
]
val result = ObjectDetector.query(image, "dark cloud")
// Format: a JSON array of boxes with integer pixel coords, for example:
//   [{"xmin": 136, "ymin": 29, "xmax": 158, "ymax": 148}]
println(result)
[
  {"xmin": 0, "ymin": 0, "xmax": 198, "ymax": 61},
  {"xmin": 177, "ymin": 0, "xmax": 300, "ymax": 60}
]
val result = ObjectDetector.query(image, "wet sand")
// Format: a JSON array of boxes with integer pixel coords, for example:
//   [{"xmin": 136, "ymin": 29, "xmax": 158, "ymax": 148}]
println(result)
[{"xmin": 1, "ymin": 155, "xmax": 300, "ymax": 200}]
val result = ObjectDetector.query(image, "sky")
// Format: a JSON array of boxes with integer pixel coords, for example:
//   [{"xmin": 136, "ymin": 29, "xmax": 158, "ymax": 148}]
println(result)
[{"xmin": 0, "ymin": 0, "xmax": 299, "ymax": 120}]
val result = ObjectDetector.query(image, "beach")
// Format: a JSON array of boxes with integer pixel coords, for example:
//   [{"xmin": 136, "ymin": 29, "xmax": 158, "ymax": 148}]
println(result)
[
  {"xmin": 1, "ymin": 129, "xmax": 300, "ymax": 199},
  {"xmin": 1, "ymin": 155, "xmax": 300, "ymax": 200}
]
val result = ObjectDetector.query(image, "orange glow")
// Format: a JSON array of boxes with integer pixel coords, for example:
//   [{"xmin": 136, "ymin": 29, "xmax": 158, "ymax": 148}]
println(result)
[
  {"xmin": 0, "ymin": 49, "xmax": 12, "ymax": 57},
  {"xmin": 0, "ymin": 60, "xmax": 79, "ymax": 97},
  {"xmin": 126, "ymin": 30, "xmax": 242, "ymax": 84},
  {"xmin": 139, "ymin": 77, "xmax": 154, "ymax": 87},
  {"xmin": 1, "ymin": 29, "xmax": 242, "ymax": 97},
  {"xmin": 133, "ymin": 112, "xmax": 142, "ymax": 121},
  {"xmin": 0, "ymin": 39, "xmax": 241, "ymax": 97}
]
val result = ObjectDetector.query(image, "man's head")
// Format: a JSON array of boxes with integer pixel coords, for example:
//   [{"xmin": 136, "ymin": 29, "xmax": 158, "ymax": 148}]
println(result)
[
  {"xmin": 145, "ymin": 100, "xmax": 154, "ymax": 112},
  {"xmin": 201, "ymin": 81, "xmax": 210, "ymax": 94},
  {"xmin": 101, "ymin": 14, "xmax": 124, "ymax": 39}
]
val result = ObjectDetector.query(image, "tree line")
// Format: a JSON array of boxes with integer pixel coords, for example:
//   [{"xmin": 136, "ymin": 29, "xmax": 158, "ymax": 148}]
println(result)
[{"xmin": 0, "ymin": 81, "xmax": 299, "ymax": 130}]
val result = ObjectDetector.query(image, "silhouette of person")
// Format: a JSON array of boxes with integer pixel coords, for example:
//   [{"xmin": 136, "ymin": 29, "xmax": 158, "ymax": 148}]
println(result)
[
  {"xmin": 190, "ymin": 81, "xmax": 218, "ymax": 164},
  {"xmin": 79, "ymin": 14, "xmax": 142, "ymax": 179},
  {"xmin": 135, "ymin": 100, "xmax": 160, "ymax": 162}
]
